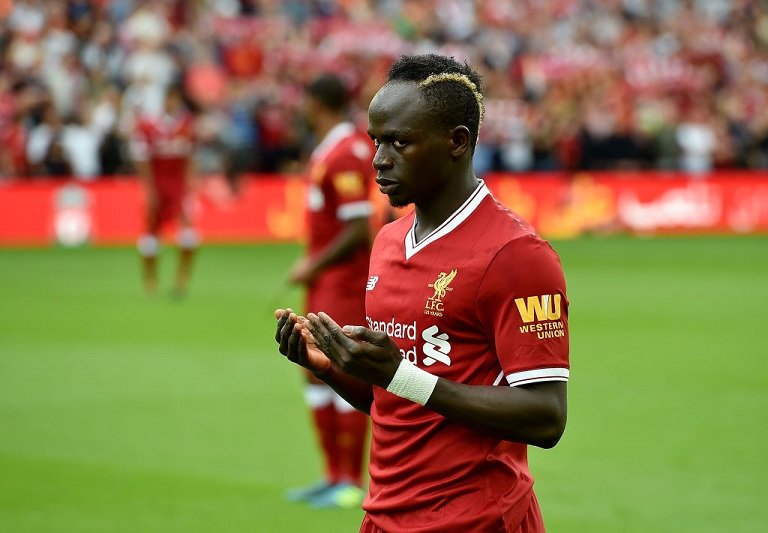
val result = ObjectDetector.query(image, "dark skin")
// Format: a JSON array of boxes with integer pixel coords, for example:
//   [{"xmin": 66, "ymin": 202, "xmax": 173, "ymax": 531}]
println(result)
[
  {"xmin": 276, "ymin": 80, "xmax": 567, "ymax": 449},
  {"xmin": 288, "ymin": 217, "xmax": 369, "ymax": 284}
]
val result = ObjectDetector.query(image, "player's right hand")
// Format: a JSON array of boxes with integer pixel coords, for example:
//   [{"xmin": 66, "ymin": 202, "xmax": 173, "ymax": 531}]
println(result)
[
  {"xmin": 304, "ymin": 312, "xmax": 402, "ymax": 389},
  {"xmin": 274, "ymin": 308, "xmax": 331, "ymax": 376}
]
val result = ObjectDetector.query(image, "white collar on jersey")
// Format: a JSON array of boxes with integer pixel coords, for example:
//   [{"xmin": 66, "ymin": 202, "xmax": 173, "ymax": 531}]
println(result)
[
  {"xmin": 405, "ymin": 180, "xmax": 490, "ymax": 260},
  {"xmin": 311, "ymin": 121, "xmax": 356, "ymax": 161}
]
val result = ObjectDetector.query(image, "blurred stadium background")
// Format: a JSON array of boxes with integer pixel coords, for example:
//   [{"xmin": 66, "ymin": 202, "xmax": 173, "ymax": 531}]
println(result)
[{"xmin": 1, "ymin": 1, "xmax": 767, "ymax": 532}]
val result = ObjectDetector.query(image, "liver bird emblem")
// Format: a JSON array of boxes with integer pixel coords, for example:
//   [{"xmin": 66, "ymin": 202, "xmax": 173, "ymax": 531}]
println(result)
[{"xmin": 430, "ymin": 269, "xmax": 457, "ymax": 300}]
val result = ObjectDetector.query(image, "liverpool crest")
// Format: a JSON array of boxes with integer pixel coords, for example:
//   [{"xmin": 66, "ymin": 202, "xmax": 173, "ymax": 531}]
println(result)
[{"xmin": 424, "ymin": 269, "xmax": 457, "ymax": 317}]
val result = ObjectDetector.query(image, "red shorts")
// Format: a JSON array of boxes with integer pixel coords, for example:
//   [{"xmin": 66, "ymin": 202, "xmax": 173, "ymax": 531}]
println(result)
[
  {"xmin": 359, "ymin": 492, "xmax": 545, "ymax": 533},
  {"xmin": 152, "ymin": 174, "xmax": 186, "ymax": 227}
]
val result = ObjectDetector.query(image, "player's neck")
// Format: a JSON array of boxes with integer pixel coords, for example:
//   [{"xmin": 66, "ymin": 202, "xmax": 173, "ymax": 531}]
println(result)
[
  {"xmin": 413, "ymin": 174, "xmax": 480, "ymax": 242},
  {"xmin": 314, "ymin": 114, "xmax": 348, "ymax": 141}
]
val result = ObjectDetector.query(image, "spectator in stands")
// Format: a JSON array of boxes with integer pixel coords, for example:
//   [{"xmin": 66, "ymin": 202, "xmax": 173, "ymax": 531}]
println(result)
[
  {"xmin": 1, "ymin": 107, "xmax": 29, "ymax": 178},
  {"xmin": 26, "ymin": 101, "xmax": 68, "ymax": 177},
  {"xmin": 220, "ymin": 79, "xmax": 260, "ymax": 190},
  {"xmin": 2, "ymin": 0, "xmax": 768, "ymax": 180},
  {"xmin": 676, "ymin": 102, "xmax": 717, "ymax": 174},
  {"xmin": 91, "ymin": 85, "xmax": 126, "ymax": 176}
]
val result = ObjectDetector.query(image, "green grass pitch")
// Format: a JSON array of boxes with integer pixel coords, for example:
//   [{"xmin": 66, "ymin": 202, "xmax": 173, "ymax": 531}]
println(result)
[{"xmin": 1, "ymin": 236, "xmax": 767, "ymax": 532}]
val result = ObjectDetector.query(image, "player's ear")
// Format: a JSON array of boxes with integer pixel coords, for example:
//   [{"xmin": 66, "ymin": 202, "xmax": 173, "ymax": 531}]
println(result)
[{"xmin": 448, "ymin": 126, "xmax": 471, "ymax": 159}]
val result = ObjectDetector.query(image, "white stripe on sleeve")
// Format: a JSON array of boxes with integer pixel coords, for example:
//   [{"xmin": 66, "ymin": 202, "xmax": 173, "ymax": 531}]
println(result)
[
  {"xmin": 337, "ymin": 201, "xmax": 373, "ymax": 221},
  {"xmin": 505, "ymin": 367, "xmax": 569, "ymax": 387}
]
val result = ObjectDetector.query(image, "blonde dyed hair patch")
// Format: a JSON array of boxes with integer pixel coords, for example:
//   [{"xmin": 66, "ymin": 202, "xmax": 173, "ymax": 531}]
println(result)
[{"xmin": 419, "ymin": 72, "xmax": 484, "ymax": 130}]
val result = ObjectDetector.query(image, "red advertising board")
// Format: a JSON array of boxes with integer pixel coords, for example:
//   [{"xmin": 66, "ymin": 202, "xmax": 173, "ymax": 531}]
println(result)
[
  {"xmin": 1, "ymin": 172, "xmax": 767, "ymax": 247},
  {"xmin": 0, "ymin": 175, "xmax": 310, "ymax": 246},
  {"xmin": 484, "ymin": 171, "xmax": 768, "ymax": 238}
]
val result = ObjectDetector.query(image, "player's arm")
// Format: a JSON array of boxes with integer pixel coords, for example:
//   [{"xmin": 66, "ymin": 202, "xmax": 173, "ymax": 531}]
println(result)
[
  {"xmin": 184, "ymin": 149, "xmax": 197, "ymax": 192},
  {"xmin": 134, "ymin": 158, "xmax": 151, "ymax": 186},
  {"xmin": 289, "ymin": 215, "xmax": 369, "ymax": 285},
  {"xmin": 129, "ymin": 126, "xmax": 152, "ymax": 187},
  {"xmin": 129, "ymin": 131, "xmax": 158, "ymax": 226},
  {"xmin": 274, "ymin": 308, "xmax": 374, "ymax": 413},
  {"xmin": 423, "ymin": 379, "xmax": 566, "ymax": 449},
  {"xmin": 185, "ymin": 118, "xmax": 200, "ymax": 194},
  {"xmin": 290, "ymin": 165, "xmax": 372, "ymax": 285}
]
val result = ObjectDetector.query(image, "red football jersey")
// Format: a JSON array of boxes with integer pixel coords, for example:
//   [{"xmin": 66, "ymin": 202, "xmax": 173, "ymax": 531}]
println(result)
[
  {"xmin": 363, "ymin": 181, "xmax": 569, "ymax": 532},
  {"xmin": 304, "ymin": 122, "xmax": 374, "ymax": 323},
  {"xmin": 132, "ymin": 112, "xmax": 194, "ymax": 180}
]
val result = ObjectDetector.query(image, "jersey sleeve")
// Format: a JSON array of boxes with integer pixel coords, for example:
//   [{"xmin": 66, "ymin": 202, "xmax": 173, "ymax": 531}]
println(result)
[
  {"xmin": 326, "ymin": 139, "xmax": 373, "ymax": 221},
  {"xmin": 476, "ymin": 235, "xmax": 570, "ymax": 387},
  {"xmin": 129, "ymin": 119, "xmax": 150, "ymax": 162}
]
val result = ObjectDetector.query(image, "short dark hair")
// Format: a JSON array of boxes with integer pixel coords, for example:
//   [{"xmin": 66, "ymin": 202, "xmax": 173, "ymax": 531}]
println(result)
[
  {"xmin": 387, "ymin": 54, "xmax": 484, "ymax": 151},
  {"xmin": 305, "ymin": 73, "xmax": 349, "ymax": 113}
]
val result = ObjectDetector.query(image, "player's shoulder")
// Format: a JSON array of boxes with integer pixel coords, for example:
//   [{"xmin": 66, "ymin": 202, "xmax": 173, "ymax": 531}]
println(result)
[
  {"xmin": 478, "ymin": 193, "xmax": 539, "ymax": 242},
  {"xmin": 328, "ymin": 130, "xmax": 374, "ymax": 164},
  {"xmin": 373, "ymin": 211, "xmax": 414, "ymax": 243},
  {"xmin": 476, "ymin": 193, "xmax": 560, "ymax": 259}
]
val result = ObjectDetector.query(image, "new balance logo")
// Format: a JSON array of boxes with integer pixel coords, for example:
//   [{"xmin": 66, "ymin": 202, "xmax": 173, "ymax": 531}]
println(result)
[
  {"xmin": 366, "ymin": 276, "xmax": 379, "ymax": 291},
  {"xmin": 514, "ymin": 294, "xmax": 562, "ymax": 323},
  {"xmin": 421, "ymin": 325, "xmax": 451, "ymax": 367}
]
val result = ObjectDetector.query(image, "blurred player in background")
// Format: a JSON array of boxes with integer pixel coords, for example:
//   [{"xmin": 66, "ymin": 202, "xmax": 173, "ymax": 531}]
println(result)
[
  {"xmin": 286, "ymin": 73, "xmax": 374, "ymax": 508},
  {"xmin": 132, "ymin": 85, "xmax": 199, "ymax": 297},
  {"xmin": 276, "ymin": 54, "xmax": 569, "ymax": 531}
]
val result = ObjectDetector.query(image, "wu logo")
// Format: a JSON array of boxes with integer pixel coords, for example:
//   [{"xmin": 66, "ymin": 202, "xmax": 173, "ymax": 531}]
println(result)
[
  {"xmin": 424, "ymin": 269, "xmax": 457, "ymax": 317},
  {"xmin": 421, "ymin": 325, "xmax": 451, "ymax": 367},
  {"xmin": 514, "ymin": 294, "xmax": 562, "ymax": 323}
]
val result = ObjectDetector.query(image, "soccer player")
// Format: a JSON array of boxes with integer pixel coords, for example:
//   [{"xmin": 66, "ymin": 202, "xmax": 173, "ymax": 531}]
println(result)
[
  {"xmin": 275, "ymin": 54, "xmax": 569, "ymax": 532},
  {"xmin": 285, "ymin": 73, "xmax": 374, "ymax": 508},
  {"xmin": 132, "ymin": 86, "xmax": 199, "ymax": 297}
]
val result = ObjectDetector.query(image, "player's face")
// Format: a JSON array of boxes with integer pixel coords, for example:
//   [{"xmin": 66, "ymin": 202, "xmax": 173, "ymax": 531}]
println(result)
[{"xmin": 367, "ymin": 81, "xmax": 453, "ymax": 208}]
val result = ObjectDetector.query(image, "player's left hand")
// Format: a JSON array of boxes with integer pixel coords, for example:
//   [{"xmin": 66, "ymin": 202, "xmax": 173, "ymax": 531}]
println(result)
[
  {"xmin": 304, "ymin": 312, "xmax": 402, "ymax": 388},
  {"xmin": 288, "ymin": 257, "xmax": 318, "ymax": 285}
]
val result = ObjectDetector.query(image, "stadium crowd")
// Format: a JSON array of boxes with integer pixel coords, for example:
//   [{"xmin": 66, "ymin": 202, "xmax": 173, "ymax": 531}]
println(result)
[{"xmin": 1, "ymin": 0, "xmax": 767, "ymax": 181}]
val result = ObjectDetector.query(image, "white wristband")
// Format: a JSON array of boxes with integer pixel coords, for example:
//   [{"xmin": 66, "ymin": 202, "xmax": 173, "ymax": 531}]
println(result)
[{"xmin": 386, "ymin": 359, "xmax": 438, "ymax": 406}]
